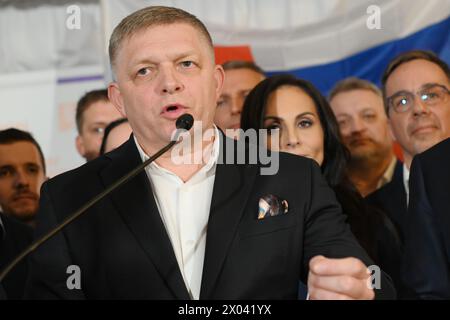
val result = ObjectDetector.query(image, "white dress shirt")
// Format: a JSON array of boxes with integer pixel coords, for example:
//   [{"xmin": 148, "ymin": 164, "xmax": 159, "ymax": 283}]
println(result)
[
  {"xmin": 403, "ymin": 163, "xmax": 410, "ymax": 206},
  {"xmin": 134, "ymin": 126, "xmax": 220, "ymax": 300}
]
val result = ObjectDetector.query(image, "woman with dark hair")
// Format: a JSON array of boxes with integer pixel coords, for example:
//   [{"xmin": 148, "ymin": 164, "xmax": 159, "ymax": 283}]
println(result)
[{"xmin": 241, "ymin": 74, "xmax": 404, "ymax": 297}]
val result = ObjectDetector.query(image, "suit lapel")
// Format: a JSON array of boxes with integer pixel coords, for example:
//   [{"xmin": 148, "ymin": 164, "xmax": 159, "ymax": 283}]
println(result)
[
  {"xmin": 200, "ymin": 134, "xmax": 259, "ymax": 299},
  {"xmin": 99, "ymin": 137, "xmax": 190, "ymax": 299},
  {"xmin": 391, "ymin": 161, "xmax": 407, "ymax": 217},
  {"xmin": 378, "ymin": 160, "xmax": 407, "ymax": 233}
]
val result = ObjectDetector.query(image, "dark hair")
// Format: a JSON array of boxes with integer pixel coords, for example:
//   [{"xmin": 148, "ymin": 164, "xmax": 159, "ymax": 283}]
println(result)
[
  {"xmin": 222, "ymin": 60, "xmax": 265, "ymax": 77},
  {"xmin": 240, "ymin": 74, "xmax": 392, "ymax": 262},
  {"xmin": 381, "ymin": 50, "xmax": 450, "ymax": 112},
  {"xmin": 99, "ymin": 118, "xmax": 129, "ymax": 155},
  {"xmin": 241, "ymin": 74, "xmax": 349, "ymax": 188},
  {"xmin": 76, "ymin": 89, "xmax": 109, "ymax": 133},
  {"xmin": 0, "ymin": 128, "xmax": 46, "ymax": 175}
]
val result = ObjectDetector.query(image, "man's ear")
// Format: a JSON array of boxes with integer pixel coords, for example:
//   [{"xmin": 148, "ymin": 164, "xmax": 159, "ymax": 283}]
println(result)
[
  {"xmin": 108, "ymin": 82, "xmax": 127, "ymax": 117},
  {"xmin": 213, "ymin": 64, "xmax": 225, "ymax": 100},
  {"xmin": 75, "ymin": 135, "xmax": 86, "ymax": 157}
]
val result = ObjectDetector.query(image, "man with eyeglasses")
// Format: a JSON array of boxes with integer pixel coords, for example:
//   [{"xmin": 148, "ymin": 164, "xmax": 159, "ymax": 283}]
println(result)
[
  {"xmin": 367, "ymin": 50, "xmax": 450, "ymax": 241},
  {"xmin": 366, "ymin": 51, "xmax": 450, "ymax": 299}
]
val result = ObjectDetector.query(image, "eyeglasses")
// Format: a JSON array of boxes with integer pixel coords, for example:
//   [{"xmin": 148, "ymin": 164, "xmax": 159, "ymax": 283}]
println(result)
[{"xmin": 386, "ymin": 84, "xmax": 450, "ymax": 114}]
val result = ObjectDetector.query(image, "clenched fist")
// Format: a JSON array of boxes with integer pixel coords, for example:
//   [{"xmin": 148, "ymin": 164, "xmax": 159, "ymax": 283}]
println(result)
[{"xmin": 308, "ymin": 256, "xmax": 375, "ymax": 300}]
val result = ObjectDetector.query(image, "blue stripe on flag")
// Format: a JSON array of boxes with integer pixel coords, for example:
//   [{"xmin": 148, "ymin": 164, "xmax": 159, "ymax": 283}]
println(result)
[{"xmin": 267, "ymin": 15, "xmax": 450, "ymax": 96}]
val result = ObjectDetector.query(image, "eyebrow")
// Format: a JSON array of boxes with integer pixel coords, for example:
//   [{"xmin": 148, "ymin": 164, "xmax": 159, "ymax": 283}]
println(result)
[
  {"xmin": 25, "ymin": 162, "xmax": 40, "ymax": 168},
  {"xmin": 264, "ymin": 112, "xmax": 316, "ymax": 121},
  {"xmin": 0, "ymin": 163, "xmax": 40, "ymax": 170},
  {"xmin": 420, "ymin": 82, "xmax": 447, "ymax": 91},
  {"xmin": 130, "ymin": 51, "xmax": 199, "ymax": 68},
  {"xmin": 335, "ymin": 113, "xmax": 351, "ymax": 119},
  {"xmin": 220, "ymin": 89, "xmax": 252, "ymax": 97},
  {"xmin": 360, "ymin": 107, "xmax": 376, "ymax": 113},
  {"xmin": 390, "ymin": 82, "xmax": 446, "ymax": 97},
  {"xmin": 263, "ymin": 116, "xmax": 281, "ymax": 121},
  {"xmin": 88, "ymin": 122, "xmax": 108, "ymax": 127}
]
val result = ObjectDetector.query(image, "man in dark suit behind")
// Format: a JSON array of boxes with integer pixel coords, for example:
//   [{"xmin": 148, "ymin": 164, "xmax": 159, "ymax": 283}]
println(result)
[
  {"xmin": 403, "ymin": 138, "xmax": 450, "ymax": 299},
  {"xmin": 367, "ymin": 50, "xmax": 450, "ymax": 242},
  {"xmin": 0, "ymin": 212, "xmax": 33, "ymax": 299},
  {"xmin": 0, "ymin": 128, "xmax": 46, "ymax": 298},
  {"xmin": 25, "ymin": 6, "xmax": 395, "ymax": 300},
  {"xmin": 366, "ymin": 159, "xmax": 406, "ymax": 241},
  {"xmin": 0, "ymin": 284, "xmax": 5, "ymax": 300}
]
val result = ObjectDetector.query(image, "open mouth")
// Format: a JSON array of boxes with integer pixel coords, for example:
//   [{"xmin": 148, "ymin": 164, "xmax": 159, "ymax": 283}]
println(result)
[
  {"xmin": 166, "ymin": 105, "xmax": 179, "ymax": 112},
  {"xmin": 162, "ymin": 104, "xmax": 186, "ymax": 113},
  {"xmin": 160, "ymin": 104, "xmax": 188, "ymax": 120}
]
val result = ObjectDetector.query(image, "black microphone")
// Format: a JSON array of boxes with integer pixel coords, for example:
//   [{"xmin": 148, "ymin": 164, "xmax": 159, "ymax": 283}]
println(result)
[
  {"xmin": 0, "ymin": 113, "xmax": 194, "ymax": 282},
  {"xmin": 175, "ymin": 113, "xmax": 194, "ymax": 136}
]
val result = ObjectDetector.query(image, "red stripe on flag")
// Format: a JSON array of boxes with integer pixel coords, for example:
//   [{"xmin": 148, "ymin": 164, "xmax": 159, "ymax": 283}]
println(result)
[
  {"xmin": 393, "ymin": 142, "xmax": 403, "ymax": 162},
  {"xmin": 214, "ymin": 46, "xmax": 254, "ymax": 65}
]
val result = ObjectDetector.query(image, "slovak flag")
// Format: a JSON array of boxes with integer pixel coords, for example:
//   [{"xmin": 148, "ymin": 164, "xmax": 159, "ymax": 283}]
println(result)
[{"xmin": 102, "ymin": 0, "xmax": 450, "ymax": 95}]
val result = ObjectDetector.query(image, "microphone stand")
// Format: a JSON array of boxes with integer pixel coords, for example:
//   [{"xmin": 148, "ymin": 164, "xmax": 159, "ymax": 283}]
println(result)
[{"xmin": 0, "ymin": 116, "xmax": 192, "ymax": 282}]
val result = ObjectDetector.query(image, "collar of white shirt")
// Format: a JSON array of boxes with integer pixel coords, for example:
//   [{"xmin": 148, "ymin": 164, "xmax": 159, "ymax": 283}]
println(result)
[
  {"xmin": 134, "ymin": 125, "xmax": 220, "ymax": 183},
  {"xmin": 403, "ymin": 163, "xmax": 410, "ymax": 206}
]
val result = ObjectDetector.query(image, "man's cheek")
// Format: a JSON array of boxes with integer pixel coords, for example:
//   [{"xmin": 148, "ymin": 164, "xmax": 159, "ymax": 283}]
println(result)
[{"xmin": 0, "ymin": 185, "xmax": 11, "ymax": 197}]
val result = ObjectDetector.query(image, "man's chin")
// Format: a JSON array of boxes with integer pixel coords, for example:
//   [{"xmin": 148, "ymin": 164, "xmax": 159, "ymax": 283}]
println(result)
[
  {"xmin": 349, "ymin": 145, "xmax": 378, "ymax": 159},
  {"xmin": 84, "ymin": 151, "xmax": 99, "ymax": 161},
  {"xmin": 412, "ymin": 135, "xmax": 445, "ymax": 154},
  {"xmin": 6, "ymin": 207, "xmax": 37, "ymax": 223}
]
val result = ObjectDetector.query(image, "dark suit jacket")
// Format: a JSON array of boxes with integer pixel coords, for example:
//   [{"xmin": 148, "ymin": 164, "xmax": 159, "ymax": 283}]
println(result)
[
  {"xmin": 26, "ymin": 134, "xmax": 395, "ymax": 299},
  {"xmin": 403, "ymin": 138, "xmax": 450, "ymax": 299},
  {"xmin": 0, "ymin": 284, "xmax": 5, "ymax": 300},
  {"xmin": 366, "ymin": 160, "xmax": 407, "ymax": 242},
  {"xmin": 0, "ymin": 213, "xmax": 33, "ymax": 299}
]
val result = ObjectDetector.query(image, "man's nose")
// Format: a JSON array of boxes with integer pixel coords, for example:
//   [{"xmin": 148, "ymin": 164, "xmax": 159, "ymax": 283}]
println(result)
[
  {"xmin": 412, "ymin": 97, "xmax": 431, "ymax": 117},
  {"xmin": 13, "ymin": 170, "xmax": 30, "ymax": 189},
  {"xmin": 230, "ymin": 97, "xmax": 243, "ymax": 115},
  {"xmin": 159, "ymin": 67, "xmax": 184, "ymax": 94},
  {"xmin": 350, "ymin": 117, "xmax": 366, "ymax": 133}
]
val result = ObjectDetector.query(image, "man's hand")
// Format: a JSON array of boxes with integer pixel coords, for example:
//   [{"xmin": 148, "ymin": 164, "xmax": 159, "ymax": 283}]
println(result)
[{"xmin": 308, "ymin": 255, "xmax": 375, "ymax": 300}]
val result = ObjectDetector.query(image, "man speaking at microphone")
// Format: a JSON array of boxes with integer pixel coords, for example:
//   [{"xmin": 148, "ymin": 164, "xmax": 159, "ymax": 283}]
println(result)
[{"xmin": 26, "ymin": 6, "xmax": 395, "ymax": 299}]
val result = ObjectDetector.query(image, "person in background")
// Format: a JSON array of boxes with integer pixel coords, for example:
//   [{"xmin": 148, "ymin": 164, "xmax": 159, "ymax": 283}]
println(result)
[
  {"xmin": 0, "ymin": 128, "xmax": 46, "ymax": 228},
  {"xmin": 366, "ymin": 50, "xmax": 450, "ymax": 241},
  {"xmin": 214, "ymin": 60, "xmax": 265, "ymax": 137},
  {"xmin": 75, "ymin": 89, "xmax": 123, "ymax": 161},
  {"xmin": 99, "ymin": 118, "xmax": 132, "ymax": 155},
  {"xmin": 0, "ymin": 128, "xmax": 40, "ymax": 299},
  {"xmin": 241, "ymin": 74, "xmax": 403, "ymax": 296},
  {"xmin": 329, "ymin": 78, "xmax": 397, "ymax": 197},
  {"xmin": 0, "ymin": 211, "xmax": 33, "ymax": 299}
]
